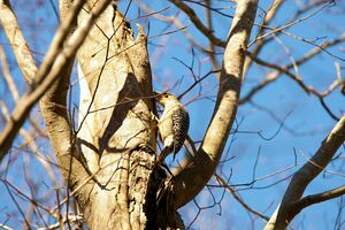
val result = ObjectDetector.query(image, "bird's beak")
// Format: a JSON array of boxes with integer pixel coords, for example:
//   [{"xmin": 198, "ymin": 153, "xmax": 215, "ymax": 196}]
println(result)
[
  {"xmin": 153, "ymin": 91, "xmax": 161, "ymax": 97},
  {"xmin": 153, "ymin": 91, "xmax": 165, "ymax": 100},
  {"xmin": 153, "ymin": 91, "xmax": 163, "ymax": 104}
]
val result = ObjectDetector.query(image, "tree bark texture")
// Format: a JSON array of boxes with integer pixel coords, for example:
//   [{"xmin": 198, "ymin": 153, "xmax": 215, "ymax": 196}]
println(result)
[{"xmin": 72, "ymin": 2, "xmax": 159, "ymax": 229}]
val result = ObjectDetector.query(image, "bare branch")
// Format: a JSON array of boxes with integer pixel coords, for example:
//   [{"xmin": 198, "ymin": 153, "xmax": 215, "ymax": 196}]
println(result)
[
  {"xmin": 240, "ymin": 33, "xmax": 345, "ymax": 104},
  {"xmin": 243, "ymin": 0, "xmax": 285, "ymax": 76},
  {"xmin": 0, "ymin": 45, "xmax": 20, "ymax": 101},
  {"xmin": 169, "ymin": 0, "xmax": 227, "ymax": 47},
  {"xmin": 37, "ymin": 214, "xmax": 83, "ymax": 230},
  {"xmin": 0, "ymin": 0, "xmax": 37, "ymax": 83},
  {"xmin": 247, "ymin": 52, "xmax": 344, "ymax": 98},
  {"xmin": 248, "ymin": 0, "xmax": 334, "ymax": 48},
  {"xmin": 171, "ymin": 0, "xmax": 258, "ymax": 208},
  {"xmin": 0, "ymin": 102, "xmax": 57, "ymax": 184},
  {"xmin": 294, "ymin": 185, "xmax": 345, "ymax": 211},
  {"xmin": 215, "ymin": 174, "xmax": 270, "ymax": 221},
  {"xmin": 0, "ymin": 224, "xmax": 13, "ymax": 230},
  {"xmin": 0, "ymin": 0, "xmax": 114, "ymax": 158},
  {"xmin": 266, "ymin": 115, "xmax": 345, "ymax": 229}
]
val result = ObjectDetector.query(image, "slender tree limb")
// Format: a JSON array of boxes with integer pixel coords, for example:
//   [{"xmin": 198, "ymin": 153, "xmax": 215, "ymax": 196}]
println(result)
[
  {"xmin": 0, "ymin": 0, "xmax": 114, "ymax": 158},
  {"xmin": 137, "ymin": 1, "xmax": 203, "ymax": 50},
  {"xmin": 0, "ymin": 177, "xmax": 54, "ymax": 217},
  {"xmin": 0, "ymin": 102, "xmax": 57, "ymax": 184},
  {"xmin": 0, "ymin": 0, "xmax": 84, "ymax": 156},
  {"xmin": 248, "ymin": 1, "xmax": 334, "ymax": 48},
  {"xmin": 204, "ymin": 0, "xmax": 219, "ymax": 71},
  {"xmin": 37, "ymin": 214, "xmax": 83, "ymax": 230},
  {"xmin": 293, "ymin": 185, "xmax": 345, "ymax": 211},
  {"xmin": 169, "ymin": 0, "xmax": 227, "ymax": 47},
  {"xmin": 0, "ymin": 0, "xmax": 37, "ymax": 83},
  {"xmin": 215, "ymin": 174, "xmax": 270, "ymax": 221},
  {"xmin": 243, "ymin": 0, "xmax": 284, "ymax": 76},
  {"xmin": 0, "ymin": 45, "xmax": 20, "ymax": 101},
  {"xmin": 0, "ymin": 0, "xmax": 116, "ymax": 219},
  {"xmin": 240, "ymin": 33, "xmax": 345, "ymax": 104},
  {"xmin": 266, "ymin": 115, "xmax": 345, "ymax": 229},
  {"xmin": 0, "ymin": 224, "xmax": 12, "ymax": 230},
  {"xmin": 170, "ymin": 0, "xmax": 258, "ymax": 208},
  {"xmin": 247, "ymin": 51, "xmax": 343, "ymax": 120},
  {"xmin": 247, "ymin": 52, "xmax": 344, "ymax": 98},
  {"xmin": 246, "ymin": 0, "xmax": 331, "ymax": 57}
]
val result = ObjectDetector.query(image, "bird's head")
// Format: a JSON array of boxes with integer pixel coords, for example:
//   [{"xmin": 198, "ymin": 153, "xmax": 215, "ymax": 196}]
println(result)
[{"xmin": 154, "ymin": 92, "xmax": 178, "ymax": 106}]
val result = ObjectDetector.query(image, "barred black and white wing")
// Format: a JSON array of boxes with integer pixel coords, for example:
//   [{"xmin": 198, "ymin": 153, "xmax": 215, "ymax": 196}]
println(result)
[
  {"xmin": 156, "ymin": 93, "xmax": 190, "ymax": 163},
  {"xmin": 172, "ymin": 107, "xmax": 189, "ymax": 158}
]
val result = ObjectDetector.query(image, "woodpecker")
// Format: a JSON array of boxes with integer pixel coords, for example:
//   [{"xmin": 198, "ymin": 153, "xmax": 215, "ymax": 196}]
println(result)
[{"xmin": 155, "ymin": 92, "xmax": 189, "ymax": 163}]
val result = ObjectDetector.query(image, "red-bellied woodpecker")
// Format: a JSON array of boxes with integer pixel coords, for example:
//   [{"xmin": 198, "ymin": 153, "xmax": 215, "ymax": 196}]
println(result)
[{"xmin": 155, "ymin": 92, "xmax": 189, "ymax": 163}]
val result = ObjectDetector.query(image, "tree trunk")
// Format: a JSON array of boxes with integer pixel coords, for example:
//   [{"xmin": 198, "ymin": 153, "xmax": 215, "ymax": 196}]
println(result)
[{"xmin": 72, "ymin": 2, "xmax": 162, "ymax": 228}]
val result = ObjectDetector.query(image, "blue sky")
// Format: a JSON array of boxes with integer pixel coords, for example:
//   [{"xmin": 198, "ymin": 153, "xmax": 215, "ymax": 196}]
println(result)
[{"xmin": 0, "ymin": 0, "xmax": 344, "ymax": 229}]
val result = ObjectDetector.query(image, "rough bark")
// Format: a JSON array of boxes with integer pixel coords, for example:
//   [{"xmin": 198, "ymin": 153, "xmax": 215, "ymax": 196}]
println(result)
[{"xmin": 74, "ymin": 1, "xmax": 159, "ymax": 229}]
